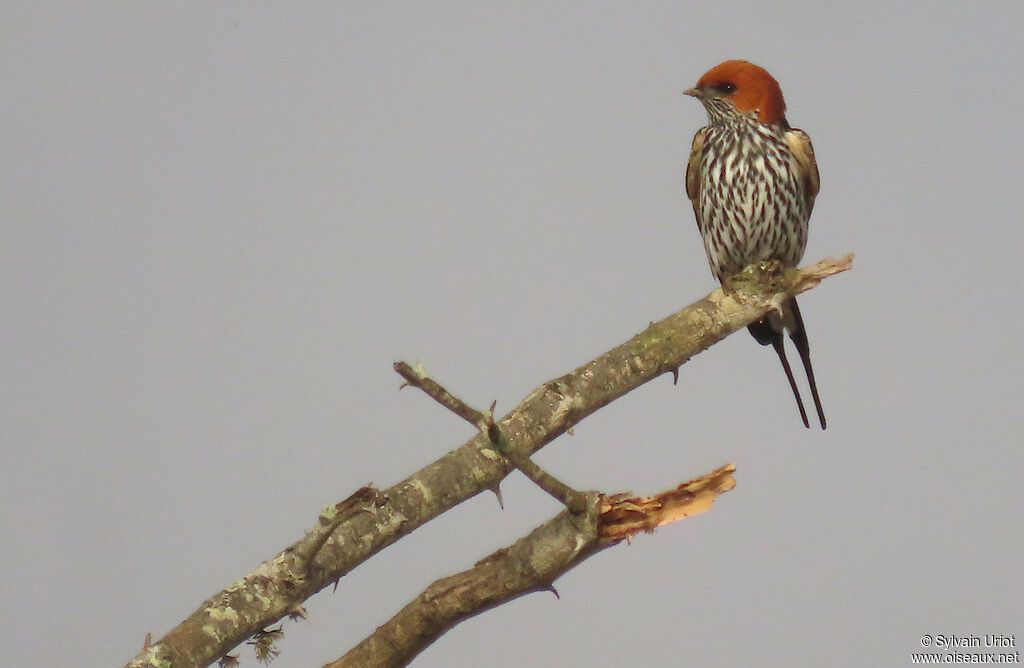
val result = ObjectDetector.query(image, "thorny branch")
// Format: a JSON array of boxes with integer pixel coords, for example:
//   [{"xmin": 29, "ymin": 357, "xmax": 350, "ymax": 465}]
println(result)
[
  {"xmin": 123, "ymin": 255, "xmax": 852, "ymax": 668},
  {"xmin": 326, "ymin": 464, "xmax": 737, "ymax": 668},
  {"xmin": 394, "ymin": 361, "xmax": 588, "ymax": 512}
]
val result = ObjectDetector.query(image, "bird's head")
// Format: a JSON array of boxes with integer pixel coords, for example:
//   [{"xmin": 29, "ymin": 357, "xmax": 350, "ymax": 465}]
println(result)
[{"xmin": 685, "ymin": 60, "xmax": 787, "ymax": 127}]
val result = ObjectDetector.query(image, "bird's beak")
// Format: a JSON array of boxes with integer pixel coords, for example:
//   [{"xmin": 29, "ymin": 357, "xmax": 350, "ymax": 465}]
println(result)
[{"xmin": 683, "ymin": 87, "xmax": 703, "ymax": 99}]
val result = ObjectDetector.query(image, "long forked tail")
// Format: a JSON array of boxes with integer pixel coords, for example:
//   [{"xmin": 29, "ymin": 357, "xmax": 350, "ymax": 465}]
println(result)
[
  {"xmin": 747, "ymin": 297, "xmax": 826, "ymax": 429},
  {"xmin": 787, "ymin": 299, "xmax": 826, "ymax": 429}
]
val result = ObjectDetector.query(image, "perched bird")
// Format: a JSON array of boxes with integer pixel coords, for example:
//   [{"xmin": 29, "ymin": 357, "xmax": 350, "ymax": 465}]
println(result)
[{"xmin": 684, "ymin": 60, "xmax": 825, "ymax": 429}]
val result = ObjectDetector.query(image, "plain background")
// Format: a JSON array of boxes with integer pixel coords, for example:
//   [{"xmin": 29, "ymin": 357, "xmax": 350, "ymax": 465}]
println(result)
[{"xmin": 3, "ymin": 3, "xmax": 1022, "ymax": 666}]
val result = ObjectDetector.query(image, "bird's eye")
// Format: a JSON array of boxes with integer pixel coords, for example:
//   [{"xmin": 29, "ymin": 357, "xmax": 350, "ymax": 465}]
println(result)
[{"xmin": 715, "ymin": 82, "xmax": 737, "ymax": 94}]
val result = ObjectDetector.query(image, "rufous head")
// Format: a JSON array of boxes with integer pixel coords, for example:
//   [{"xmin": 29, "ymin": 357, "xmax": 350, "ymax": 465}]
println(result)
[{"xmin": 685, "ymin": 60, "xmax": 787, "ymax": 126}]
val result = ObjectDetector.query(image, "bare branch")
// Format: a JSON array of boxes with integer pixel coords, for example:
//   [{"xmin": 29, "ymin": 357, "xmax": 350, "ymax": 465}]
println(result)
[
  {"xmin": 327, "ymin": 464, "xmax": 737, "ymax": 668},
  {"xmin": 393, "ymin": 361, "xmax": 489, "ymax": 430},
  {"xmin": 123, "ymin": 255, "xmax": 851, "ymax": 668},
  {"xmin": 394, "ymin": 362, "xmax": 588, "ymax": 511}
]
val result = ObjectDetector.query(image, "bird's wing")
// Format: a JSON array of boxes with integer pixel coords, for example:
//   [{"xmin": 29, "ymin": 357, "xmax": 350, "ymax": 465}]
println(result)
[
  {"xmin": 685, "ymin": 128, "xmax": 707, "ymax": 206},
  {"xmin": 786, "ymin": 128, "xmax": 820, "ymax": 207}
]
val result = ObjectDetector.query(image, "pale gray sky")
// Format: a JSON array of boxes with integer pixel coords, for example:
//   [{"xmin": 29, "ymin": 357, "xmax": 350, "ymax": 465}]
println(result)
[{"xmin": 3, "ymin": 3, "xmax": 1022, "ymax": 667}]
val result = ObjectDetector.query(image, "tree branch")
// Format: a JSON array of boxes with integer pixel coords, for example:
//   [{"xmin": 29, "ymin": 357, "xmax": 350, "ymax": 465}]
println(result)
[
  {"xmin": 326, "ymin": 464, "xmax": 737, "ymax": 668},
  {"xmin": 394, "ymin": 361, "xmax": 588, "ymax": 512},
  {"xmin": 123, "ymin": 255, "xmax": 852, "ymax": 668}
]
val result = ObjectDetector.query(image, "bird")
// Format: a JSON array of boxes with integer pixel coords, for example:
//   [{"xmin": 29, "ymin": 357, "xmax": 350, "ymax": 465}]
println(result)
[{"xmin": 684, "ymin": 59, "xmax": 826, "ymax": 429}]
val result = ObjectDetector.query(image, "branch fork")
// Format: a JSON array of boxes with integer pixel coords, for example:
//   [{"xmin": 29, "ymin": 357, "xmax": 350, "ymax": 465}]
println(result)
[
  {"xmin": 123, "ymin": 255, "xmax": 852, "ymax": 668},
  {"xmin": 394, "ymin": 361, "xmax": 588, "ymax": 513}
]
